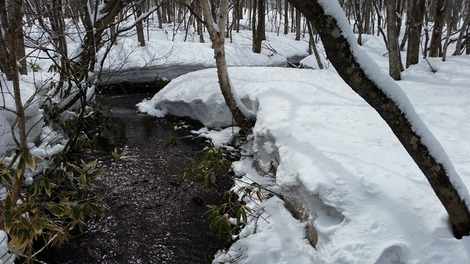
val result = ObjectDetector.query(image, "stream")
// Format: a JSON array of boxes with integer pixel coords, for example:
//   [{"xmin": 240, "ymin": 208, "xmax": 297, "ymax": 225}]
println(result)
[{"xmin": 37, "ymin": 92, "xmax": 230, "ymax": 263}]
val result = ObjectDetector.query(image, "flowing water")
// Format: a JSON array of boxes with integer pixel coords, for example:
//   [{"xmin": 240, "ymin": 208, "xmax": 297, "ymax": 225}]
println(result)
[{"xmin": 37, "ymin": 93, "xmax": 229, "ymax": 263}]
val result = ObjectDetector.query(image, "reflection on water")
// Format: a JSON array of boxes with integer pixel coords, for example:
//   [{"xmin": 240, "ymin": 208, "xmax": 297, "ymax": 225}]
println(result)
[{"xmin": 38, "ymin": 93, "xmax": 228, "ymax": 264}]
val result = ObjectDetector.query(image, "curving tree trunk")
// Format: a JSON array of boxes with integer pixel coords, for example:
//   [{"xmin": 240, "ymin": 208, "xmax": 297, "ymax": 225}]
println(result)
[
  {"xmin": 287, "ymin": 0, "xmax": 470, "ymax": 238},
  {"xmin": 200, "ymin": 0, "xmax": 255, "ymax": 133}
]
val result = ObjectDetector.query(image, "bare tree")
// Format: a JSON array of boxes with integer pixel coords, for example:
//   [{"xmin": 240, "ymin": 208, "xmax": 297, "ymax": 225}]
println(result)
[
  {"xmin": 135, "ymin": 1, "xmax": 146, "ymax": 46},
  {"xmin": 284, "ymin": 0, "xmax": 289, "ymax": 34},
  {"xmin": 453, "ymin": 3, "xmax": 470, "ymax": 55},
  {"xmin": 287, "ymin": 0, "xmax": 470, "ymax": 238},
  {"xmin": 385, "ymin": 0, "xmax": 402, "ymax": 79},
  {"xmin": 406, "ymin": 0, "xmax": 425, "ymax": 67},
  {"xmin": 429, "ymin": 0, "xmax": 446, "ymax": 57},
  {"xmin": 252, "ymin": 0, "xmax": 266, "ymax": 53},
  {"xmin": 2, "ymin": 0, "xmax": 29, "ymax": 204},
  {"xmin": 200, "ymin": 0, "xmax": 255, "ymax": 133}
]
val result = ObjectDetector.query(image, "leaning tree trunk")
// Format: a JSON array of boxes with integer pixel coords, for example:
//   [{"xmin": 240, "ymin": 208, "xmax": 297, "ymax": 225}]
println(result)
[
  {"xmin": 200, "ymin": 0, "xmax": 254, "ymax": 133},
  {"xmin": 287, "ymin": 0, "xmax": 470, "ymax": 238},
  {"xmin": 453, "ymin": 4, "xmax": 470, "ymax": 56}
]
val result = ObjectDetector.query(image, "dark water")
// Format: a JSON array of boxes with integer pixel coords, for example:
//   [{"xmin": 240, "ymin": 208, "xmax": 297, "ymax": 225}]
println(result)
[{"xmin": 37, "ymin": 93, "xmax": 229, "ymax": 264}]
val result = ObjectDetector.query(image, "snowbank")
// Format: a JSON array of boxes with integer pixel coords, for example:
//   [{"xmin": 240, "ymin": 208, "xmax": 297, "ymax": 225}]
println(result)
[
  {"xmin": 100, "ymin": 29, "xmax": 308, "ymax": 82},
  {"xmin": 0, "ymin": 76, "xmax": 45, "ymax": 156},
  {"xmin": 138, "ymin": 59, "xmax": 470, "ymax": 263}
]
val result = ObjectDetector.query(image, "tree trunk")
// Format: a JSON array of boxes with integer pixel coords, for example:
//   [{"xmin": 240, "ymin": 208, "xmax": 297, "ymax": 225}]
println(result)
[
  {"xmin": 287, "ymin": 0, "xmax": 470, "ymax": 238},
  {"xmin": 453, "ymin": 4, "xmax": 470, "ymax": 56},
  {"xmin": 354, "ymin": 0, "xmax": 363, "ymax": 45},
  {"xmin": 429, "ymin": 0, "xmax": 446, "ymax": 57},
  {"xmin": 406, "ymin": 0, "xmax": 425, "ymax": 67},
  {"xmin": 0, "ymin": 0, "xmax": 11, "ymax": 77},
  {"xmin": 441, "ymin": 0, "xmax": 455, "ymax": 61},
  {"xmin": 295, "ymin": 8, "xmax": 301, "ymax": 40},
  {"xmin": 307, "ymin": 22, "xmax": 323, "ymax": 69},
  {"xmin": 373, "ymin": 0, "xmax": 389, "ymax": 51},
  {"xmin": 364, "ymin": 0, "xmax": 372, "ymax": 34},
  {"xmin": 49, "ymin": 0, "xmax": 69, "ymax": 88},
  {"xmin": 200, "ymin": 0, "xmax": 254, "ymax": 133},
  {"xmin": 257, "ymin": 0, "xmax": 266, "ymax": 41},
  {"xmin": 385, "ymin": 0, "xmax": 402, "ymax": 80},
  {"xmin": 136, "ymin": 3, "xmax": 146, "ymax": 46},
  {"xmin": 284, "ymin": 0, "xmax": 289, "ymax": 34},
  {"xmin": 195, "ymin": 1, "xmax": 205, "ymax": 42},
  {"xmin": 156, "ymin": 0, "xmax": 163, "ymax": 28},
  {"xmin": 6, "ymin": 0, "xmax": 29, "ymax": 204},
  {"xmin": 252, "ymin": 0, "xmax": 262, "ymax": 53}
]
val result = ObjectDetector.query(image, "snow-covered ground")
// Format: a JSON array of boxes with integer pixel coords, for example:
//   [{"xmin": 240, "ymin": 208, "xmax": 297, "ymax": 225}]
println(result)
[
  {"xmin": 100, "ymin": 27, "xmax": 309, "ymax": 83},
  {"xmin": 138, "ymin": 34, "xmax": 470, "ymax": 263},
  {"xmin": 2, "ymin": 13, "xmax": 470, "ymax": 263},
  {"xmin": 0, "ymin": 22, "xmax": 309, "ymax": 262}
]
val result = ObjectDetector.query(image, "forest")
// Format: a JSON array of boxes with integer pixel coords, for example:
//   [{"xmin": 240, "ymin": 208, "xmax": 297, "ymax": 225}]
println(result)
[{"xmin": 1, "ymin": 0, "xmax": 470, "ymax": 263}]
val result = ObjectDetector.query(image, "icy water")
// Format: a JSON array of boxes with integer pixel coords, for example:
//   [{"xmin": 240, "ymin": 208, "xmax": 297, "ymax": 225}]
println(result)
[{"xmin": 38, "ymin": 93, "xmax": 229, "ymax": 263}]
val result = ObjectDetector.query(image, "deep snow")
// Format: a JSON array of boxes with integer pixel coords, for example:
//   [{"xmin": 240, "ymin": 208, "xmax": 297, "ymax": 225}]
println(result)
[
  {"xmin": 2, "ymin": 10, "xmax": 470, "ymax": 263},
  {"xmin": 138, "ymin": 37, "xmax": 470, "ymax": 263},
  {"xmin": 0, "ymin": 22, "xmax": 309, "ymax": 262}
]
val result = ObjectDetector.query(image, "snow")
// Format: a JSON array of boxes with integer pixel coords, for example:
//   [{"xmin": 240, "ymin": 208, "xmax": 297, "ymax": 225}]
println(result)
[
  {"xmin": 138, "ymin": 37, "xmax": 470, "ymax": 262},
  {"xmin": 2, "ymin": 7, "xmax": 470, "ymax": 263},
  {"xmin": 316, "ymin": 0, "xmax": 470, "ymax": 209},
  {"xmin": 99, "ymin": 26, "xmax": 307, "ymax": 83}
]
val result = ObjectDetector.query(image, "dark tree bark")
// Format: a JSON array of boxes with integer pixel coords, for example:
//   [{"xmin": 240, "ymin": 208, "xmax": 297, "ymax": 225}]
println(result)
[
  {"xmin": 429, "ymin": 0, "xmax": 446, "ymax": 57},
  {"xmin": 385, "ymin": 0, "xmax": 402, "ymax": 80},
  {"xmin": 453, "ymin": 4, "xmax": 470, "ymax": 56},
  {"xmin": 0, "ymin": 0, "xmax": 10, "ymax": 77},
  {"xmin": 135, "ymin": 2, "xmax": 146, "ymax": 46},
  {"xmin": 257, "ymin": 0, "xmax": 266, "ymax": 41},
  {"xmin": 47, "ymin": 0, "xmax": 69, "ymax": 89},
  {"xmin": 354, "ymin": 0, "xmax": 363, "ymax": 45},
  {"xmin": 287, "ymin": 0, "xmax": 470, "ymax": 238},
  {"xmin": 284, "ymin": 0, "xmax": 289, "ymax": 34},
  {"xmin": 363, "ymin": 0, "xmax": 373, "ymax": 34},
  {"xmin": 252, "ymin": 0, "xmax": 265, "ymax": 53},
  {"xmin": 295, "ymin": 8, "xmax": 301, "ymax": 40},
  {"xmin": 156, "ymin": 0, "xmax": 163, "ymax": 28},
  {"xmin": 406, "ymin": 0, "xmax": 425, "ymax": 67}
]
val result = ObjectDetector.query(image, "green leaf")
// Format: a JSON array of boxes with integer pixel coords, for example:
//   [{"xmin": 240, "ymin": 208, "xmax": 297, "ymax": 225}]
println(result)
[
  {"xmin": 71, "ymin": 203, "xmax": 82, "ymax": 219},
  {"xmin": 3, "ymin": 209, "xmax": 12, "ymax": 227},
  {"xmin": 4, "ymin": 191, "xmax": 12, "ymax": 210},
  {"xmin": 44, "ymin": 177, "xmax": 52, "ymax": 197},
  {"xmin": 236, "ymin": 208, "xmax": 242, "ymax": 226},
  {"xmin": 45, "ymin": 202, "xmax": 64, "ymax": 217},
  {"xmin": 23, "ymin": 151, "xmax": 36, "ymax": 171}
]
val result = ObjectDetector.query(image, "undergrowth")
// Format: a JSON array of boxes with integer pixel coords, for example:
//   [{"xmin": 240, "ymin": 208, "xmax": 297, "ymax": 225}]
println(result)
[{"xmin": 178, "ymin": 142, "xmax": 264, "ymax": 246}]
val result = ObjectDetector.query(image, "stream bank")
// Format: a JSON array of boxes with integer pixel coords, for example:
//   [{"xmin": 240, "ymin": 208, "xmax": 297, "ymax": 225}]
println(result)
[{"xmin": 37, "ymin": 93, "xmax": 231, "ymax": 263}]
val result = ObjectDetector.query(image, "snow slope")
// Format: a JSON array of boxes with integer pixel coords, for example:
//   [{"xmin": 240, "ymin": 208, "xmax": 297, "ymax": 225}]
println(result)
[{"xmin": 138, "ymin": 50, "xmax": 470, "ymax": 263}]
